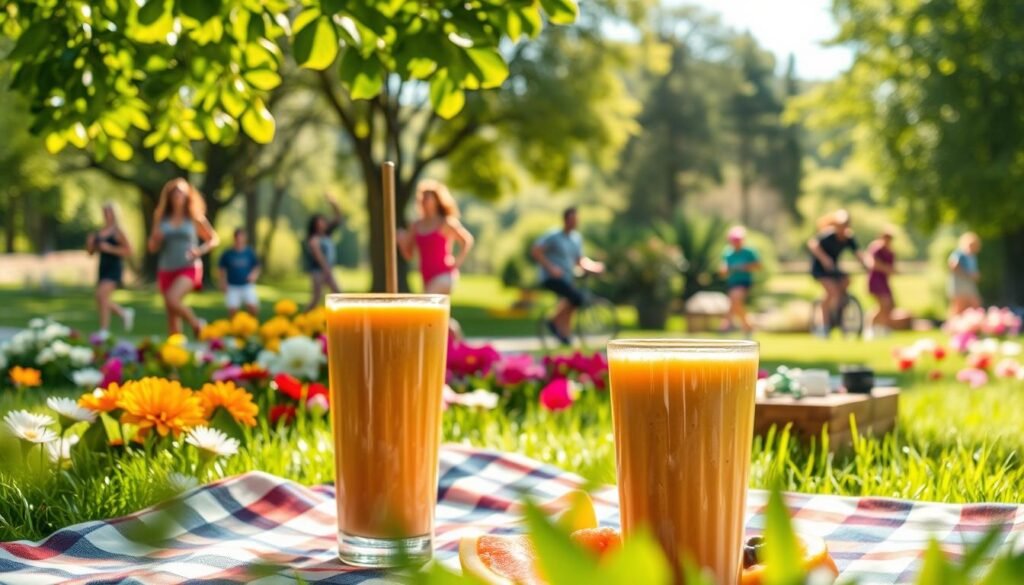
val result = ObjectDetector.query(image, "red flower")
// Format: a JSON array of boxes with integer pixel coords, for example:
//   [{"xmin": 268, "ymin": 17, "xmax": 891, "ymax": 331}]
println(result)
[
  {"xmin": 269, "ymin": 404, "xmax": 297, "ymax": 425},
  {"xmin": 928, "ymin": 370, "xmax": 943, "ymax": 380},
  {"xmin": 308, "ymin": 382, "xmax": 330, "ymax": 402},
  {"xmin": 933, "ymin": 346, "xmax": 947, "ymax": 361},
  {"xmin": 897, "ymin": 358, "xmax": 915, "ymax": 372},
  {"xmin": 273, "ymin": 373, "xmax": 304, "ymax": 400},
  {"xmin": 967, "ymin": 353, "xmax": 991, "ymax": 371}
]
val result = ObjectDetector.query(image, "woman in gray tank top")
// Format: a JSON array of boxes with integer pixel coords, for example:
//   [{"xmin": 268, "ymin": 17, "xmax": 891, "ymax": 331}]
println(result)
[
  {"xmin": 303, "ymin": 192, "xmax": 344, "ymax": 312},
  {"xmin": 147, "ymin": 178, "xmax": 220, "ymax": 337}
]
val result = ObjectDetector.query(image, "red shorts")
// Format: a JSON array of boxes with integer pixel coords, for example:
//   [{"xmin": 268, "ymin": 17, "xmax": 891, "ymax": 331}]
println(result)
[{"xmin": 157, "ymin": 263, "xmax": 202, "ymax": 294}]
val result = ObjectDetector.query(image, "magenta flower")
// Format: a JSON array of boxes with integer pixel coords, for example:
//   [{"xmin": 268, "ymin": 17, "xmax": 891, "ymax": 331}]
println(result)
[
  {"xmin": 495, "ymin": 354, "xmax": 546, "ymax": 386},
  {"xmin": 950, "ymin": 332, "xmax": 977, "ymax": 354},
  {"xmin": 544, "ymin": 351, "xmax": 609, "ymax": 388},
  {"xmin": 208, "ymin": 338, "xmax": 226, "ymax": 351},
  {"xmin": 212, "ymin": 364, "xmax": 244, "ymax": 382},
  {"xmin": 539, "ymin": 378, "xmax": 579, "ymax": 411},
  {"xmin": 100, "ymin": 358, "xmax": 123, "ymax": 388},
  {"xmin": 317, "ymin": 334, "xmax": 328, "ymax": 355},
  {"xmin": 447, "ymin": 340, "xmax": 501, "ymax": 379},
  {"xmin": 956, "ymin": 367, "xmax": 989, "ymax": 388}
]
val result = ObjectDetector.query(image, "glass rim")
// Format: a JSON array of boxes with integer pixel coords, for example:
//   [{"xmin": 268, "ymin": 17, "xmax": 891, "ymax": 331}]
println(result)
[
  {"xmin": 325, "ymin": 293, "xmax": 449, "ymax": 308},
  {"xmin": 607, "ymin": 338, "xmax": 758, "ymax": 353}
]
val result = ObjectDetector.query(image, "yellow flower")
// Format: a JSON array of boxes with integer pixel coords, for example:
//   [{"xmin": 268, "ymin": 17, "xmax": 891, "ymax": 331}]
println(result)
[
  {"xmin": 118, "ymin": 377, "xmax": 206, "ymax": 438},
  {"xmin": 9, "ymin": 366, "xmax": 42, "ymax": 388},
  {"xmin": 302, "ymin": 307, "xmax": 327, "ymax": 336},
  {"xmin": 167, "ymin": 333, "xmax": 188, "ymax": 347},
  {"xmin": 160, "ymin": 344, "xmax": 191, "ymax": 368},
  {"xmin": 79, "ymin": 382, "xmax": 124, "ymax": 413},
  {"xmin": 259, "ymin": 316, "xmax": 291, "ymax": 340},
  {"xmin": 230, "ymin": 311, "xmax": 259, "ymax": 338},
  {"xmin": 265, "ymin": 338, "xmax": 281, "ymax": 352},
  {"xmin": 198, "ymin": 381, "xmax": 259, "ymax": 427},
  {"xmin": 285, "ymin": 326, "xmax": 302, "ymax": 338},
  {"xmin": 200, "ymin": 319, "xmax": 231, "ymax": 341},
  {"xmin": 275, "ymin": 299, "xmax": 299, "ymax": 317}
]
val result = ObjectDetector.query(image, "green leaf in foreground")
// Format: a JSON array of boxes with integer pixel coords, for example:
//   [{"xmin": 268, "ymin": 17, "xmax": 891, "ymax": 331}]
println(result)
[
  {"xmin": 524, "ymin": 500, "xmax": 597, "ymax": 583},
  {"xmin": 599, "ymin": 528, "xmax": 672, "ymax": 585},
  {"xmin": 763, "ymin": 484, "xmax": 805, "ymax": 585}
]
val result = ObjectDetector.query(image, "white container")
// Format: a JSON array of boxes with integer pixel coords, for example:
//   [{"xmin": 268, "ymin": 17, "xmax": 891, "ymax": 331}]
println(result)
[{"xmin": 798, "ymin": 369, "xmax": 830, "ymax": 397}]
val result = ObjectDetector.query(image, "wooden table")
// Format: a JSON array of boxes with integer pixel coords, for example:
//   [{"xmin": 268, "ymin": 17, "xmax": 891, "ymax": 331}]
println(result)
[{"xmin": 754, "ymin": 387, "xmax": 900, "ymax": 450}]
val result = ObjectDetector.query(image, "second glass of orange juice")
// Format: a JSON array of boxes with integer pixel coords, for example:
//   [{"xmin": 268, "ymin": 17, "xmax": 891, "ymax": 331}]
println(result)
[
  {"xmin": 325, "ymin": 294, "xmax": 449, "ymax": 567},
  {"xmin": 607, "ymin": 339, "xmax": 758, "ymax": 583}
]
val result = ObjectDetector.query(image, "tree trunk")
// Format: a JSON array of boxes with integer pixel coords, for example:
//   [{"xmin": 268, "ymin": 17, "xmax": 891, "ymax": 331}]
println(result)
[
  {"xmin": 244, "ymin": 182, "xmax": 260, "ymax": 251},
  {"xmin": 739, "ymin": 174, "xmax": 751, "ymax": 228},
  {"xmin": 1000, "ymin": 227, "xmax": 1024, "ymax": 306},
  {"xmin": 139, "ymin": 189, "xmax": 160, "ymax": 282},
  {"xmin": 4, "ymin": 193, "xmax": 16, "ymax": 253},
  {"xmin": 259, "ymin": 185, "xmax": 287, "ymax": 267}
]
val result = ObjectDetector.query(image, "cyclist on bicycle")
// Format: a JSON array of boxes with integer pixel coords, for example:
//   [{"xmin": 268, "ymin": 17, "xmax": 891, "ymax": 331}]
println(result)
[
  {"xmin": 532, "ymin": 206, "xmax": 605, "ymax": 346},
  {"xmin": 808, "ymin": 209, "xmax": 869, "ymax": 336}
]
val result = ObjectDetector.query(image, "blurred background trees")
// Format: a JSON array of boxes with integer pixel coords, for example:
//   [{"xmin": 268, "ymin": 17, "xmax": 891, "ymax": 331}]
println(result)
[{"xmin": 0, "ymin": 0, "xmax": 1020, "ymax": 307}]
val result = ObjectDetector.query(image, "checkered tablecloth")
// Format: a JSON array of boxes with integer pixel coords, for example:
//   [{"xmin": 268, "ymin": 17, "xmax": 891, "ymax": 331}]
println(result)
[{"xmin": 2, "ymin": 444, "xmax": 1022, "ymax": 584}]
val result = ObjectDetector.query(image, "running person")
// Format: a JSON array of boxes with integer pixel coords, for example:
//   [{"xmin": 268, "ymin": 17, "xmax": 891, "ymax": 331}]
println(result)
[
  {"xmin": 947, "ymin": 231, "xmax": 982, "ymax": 317},
  {"xmin": 218, "ymin": 228, "xmax": 261, "ymax": 316},
  {"xmin": 531, "ymin": 206, "xmax": 604, "ymax": 346},
  {"xmin": 397, "ymin": 180, "xmax": 474, "ymax": 295},
  {"xmin": 720, "ymin": 226, "xmax": 760, "ymax": 335},
  {"xmin": 866, "ymin": 227, "xmax": 896, "ymax": 338},
  {"xmin": 807, "ymin": 209, "xmax": 869, "ymax": 336},
  {"xmin": 148, "ymin": 178, "xmax": 220, "ymax": 337},
  {"xmin": 86, "ymin": 202, "xmax": 135, "ymax": 339},
  {"xmin": 303, "ymin": 193, "xmax": 344, "ymax": 312}
]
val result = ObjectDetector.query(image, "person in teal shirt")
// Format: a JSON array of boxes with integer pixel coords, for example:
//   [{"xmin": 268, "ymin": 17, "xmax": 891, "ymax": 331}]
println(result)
[{"xmin": 720, "ymin": 226, "xmax": 760, "ymax": 335}]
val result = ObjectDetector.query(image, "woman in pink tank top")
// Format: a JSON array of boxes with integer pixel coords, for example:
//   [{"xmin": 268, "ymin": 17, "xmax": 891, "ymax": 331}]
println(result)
[{"xmin": 398, "ymin": 180, "xmax": 474, "ymax": 295}]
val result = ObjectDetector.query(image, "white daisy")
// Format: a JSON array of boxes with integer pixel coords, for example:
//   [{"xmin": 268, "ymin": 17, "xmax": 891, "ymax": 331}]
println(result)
[
  {"xmin": 47, "ymin": 397, "xmax": 97, "ymax": 424},
  {"xmin": 69, "ymin": 346, "xmax": 95, "ymax": 368},
  {"xmin": 36, "ymin": 347, "xmax": 56, "ymax": 365},
  {"xmin": 167, "ymin": 472, "xmax": 200, "ymax": 493},
  {"xmin": 269, "ymin": 336, "xmax": 324, "ymax": 380},
  {"xmin": 46, "ymin": 434, "xmax": 80, "ymax": 463},
  {"xmin": 28, "ymin": 318, "xmax": 46, "ymax": 329},
  {"xmin": 184, "ymin": 426, "xmax": 240, "ymax": 458},
  {"xmin": 3, "ymin": 410, "xmax": 58, "ymax": 444},
  {"xmin": 71, "ymin": 368, "xmax": 103, "ymax": 389},
  {"xmin": 51, "ymin": 340, "xmax": 71, "ymax": 358}
]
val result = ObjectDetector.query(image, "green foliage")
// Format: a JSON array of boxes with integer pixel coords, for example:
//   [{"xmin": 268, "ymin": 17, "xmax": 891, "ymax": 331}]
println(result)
[
  {"xmin": 669, "ymin": 214, "xmax": 729, "ymax": 300},
  {"xmin": 806, "ymin": 0, "xmax": 1024, "ymax": 302},
  {"xmin": 0, "ymin": 0, "xmax": 579, "ymax": 170},
  {"xmin": 592, "ymin": 225, "xmax": 685, "ymax": 304}
]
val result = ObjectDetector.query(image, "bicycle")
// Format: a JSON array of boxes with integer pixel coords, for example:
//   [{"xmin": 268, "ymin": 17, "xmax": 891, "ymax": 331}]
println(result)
[
  {"xmin": 809, "ymin": 290, "xmax": 864, "ymax": 337},
  {"xmin": 536, "ymin": 273, "xmax": 620, "ymax": 350}
]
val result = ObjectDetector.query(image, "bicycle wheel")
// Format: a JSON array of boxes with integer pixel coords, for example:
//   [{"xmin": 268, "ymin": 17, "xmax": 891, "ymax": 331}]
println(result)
[
  {"xmin": 838, "ymin": 296, "xmax": 864, "ymax": 337},
  {"xmin": 575, "ymin": 296, "xmax": 620, "ymax": 350}
]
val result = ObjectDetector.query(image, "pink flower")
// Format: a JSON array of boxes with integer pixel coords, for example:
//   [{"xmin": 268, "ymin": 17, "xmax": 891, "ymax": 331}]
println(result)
[
  {"xmin": 447, "ymin": 340, "xmax": 501, "ymax": 379},
  {"xmin": 757, "ymin": 369, "xmax": 770, "ymax": 380},
  {"xmin": 543, "ymin": 351, "xmax": 609, "ymax": 389},
  {"xmin": 317, "ymin": 334, "xmax": 328, "ymax": 355},
  {"xmin": 993, "ymin": 358, "xmax": 1021, "ymax": 379},
  {"xmin": 213, "ymin": 364, "xmax": 244, "ymax": 382},
  {"xmin": 308, "ymin": 382, "xmax": 329, "ymax": 402},
  {"xmin": 208, "ymin": 338, "xmax": 226, "ymax": 351},
  {"xmin": 495, "ymin": 354, "xmax": 546, "ymax": 386},
  {"xmin": 539, "ymin": 378, "xmax": 579, "ymax": 411},
  {"xmin": 951, "ymin": 332, "xmax": 977, "ymax": 354},
  {"xmin": 956, "ymin": 367, "xmax": 989, "ymax": 388},
  {"xmin": 306, "ymin": 393, "xmax": 329, "ymax": 415},
  {"xmin": 100, "ymin": 358, "xmax": 123, "ymax": 388}
]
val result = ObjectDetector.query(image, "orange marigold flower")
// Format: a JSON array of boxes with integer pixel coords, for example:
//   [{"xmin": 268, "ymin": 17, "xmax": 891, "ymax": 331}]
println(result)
[
  {"xmin": 9, "ymin": 366, "xmax": 42, "ymax": 388},
  {"xmin": 198, "ymin": 381, "xmax": 259, "ymax": 427},
  {"xmin": 79, "ymin": 382, "xmax": 125, "ymax": 413},
  {"xmin": 118, "ymin": 377, "xmax": 205, "ymax": 438}
]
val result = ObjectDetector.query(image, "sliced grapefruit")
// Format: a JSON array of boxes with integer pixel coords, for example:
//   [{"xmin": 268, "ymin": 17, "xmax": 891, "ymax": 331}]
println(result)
[
  {"xmin": 740, "ymin": 534, "xmax": 839, "ymax": 585},
  {"xmin": 459, "ymin": 528, "xmax": 621, "ymax": 585}
]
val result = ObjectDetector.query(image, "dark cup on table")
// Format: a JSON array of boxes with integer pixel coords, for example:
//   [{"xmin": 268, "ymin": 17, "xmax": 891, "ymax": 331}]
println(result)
[{"xmin": 840, "ymin": 365, "xmax": 875, "ymax": 394}]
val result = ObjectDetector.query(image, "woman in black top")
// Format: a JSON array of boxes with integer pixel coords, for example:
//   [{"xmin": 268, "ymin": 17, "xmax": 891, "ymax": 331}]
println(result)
[
  {"xmin": 86, "ymin": 203, "xmax": 134, "ymax": 338},
  {"xmin": 807, "ymin": 209, "xmax": 869, "ymax": 334}
]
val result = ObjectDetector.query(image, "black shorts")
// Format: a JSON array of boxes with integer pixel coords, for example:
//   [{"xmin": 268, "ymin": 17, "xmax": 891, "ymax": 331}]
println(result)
[{"xmin": 542, "ymin": 278, "xmax": 584, "ymax": 307}]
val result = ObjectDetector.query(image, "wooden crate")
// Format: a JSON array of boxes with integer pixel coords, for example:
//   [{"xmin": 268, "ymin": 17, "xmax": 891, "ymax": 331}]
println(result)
[{"xmin": 754, "ymin": 387, "xmax": 900, "ymax": 450}]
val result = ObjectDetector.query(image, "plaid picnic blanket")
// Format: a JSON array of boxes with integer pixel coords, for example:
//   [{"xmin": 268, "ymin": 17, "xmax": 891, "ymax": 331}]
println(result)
[{"xmin": 1, "ymin": 444, "xmax": 1022, "ymax": 584}]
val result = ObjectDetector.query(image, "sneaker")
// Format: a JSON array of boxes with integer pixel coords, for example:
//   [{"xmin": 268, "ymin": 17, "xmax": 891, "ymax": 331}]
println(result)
[
  {"xmin": 95, "ymin": 329, "xmax": 110, "ymax": 342},
  {"xmin": 546, "ymin": 320, "xmax": 572, "ymax": 347},
  {"xmin": 122, "ymin": 308, "xmax": 135, "ymax": 333}
]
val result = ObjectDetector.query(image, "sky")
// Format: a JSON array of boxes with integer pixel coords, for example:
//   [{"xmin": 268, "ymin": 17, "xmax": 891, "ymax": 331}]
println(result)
[{"xmin": 691, "ymin": 0, "xmax": 853, "ymax": 80}]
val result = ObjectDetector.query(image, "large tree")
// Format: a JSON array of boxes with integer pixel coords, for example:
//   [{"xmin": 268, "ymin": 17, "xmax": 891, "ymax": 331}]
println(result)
[
  {"xmin": 0, "ymin": 0, "xmax": 608, "ymax": 290},
  {"xmin": 807, "ymin": 0, "xmax": 1024, "ymax": 304}
]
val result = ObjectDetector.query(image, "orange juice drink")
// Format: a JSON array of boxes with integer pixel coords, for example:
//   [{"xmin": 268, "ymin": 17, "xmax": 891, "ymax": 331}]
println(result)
[
  {"xmin": 607, "ymin": 339, "xmax": 758, "ymax": 584},
  {"xmin": 325, "ymin": 294, "xmax": 449, "ymax": 567}
]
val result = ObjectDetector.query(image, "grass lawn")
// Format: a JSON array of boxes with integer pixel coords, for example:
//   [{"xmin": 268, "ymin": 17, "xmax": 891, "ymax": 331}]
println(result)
[{"xmin": 2, "ymin": 270, "xmax": 1022, "ymax": 542}]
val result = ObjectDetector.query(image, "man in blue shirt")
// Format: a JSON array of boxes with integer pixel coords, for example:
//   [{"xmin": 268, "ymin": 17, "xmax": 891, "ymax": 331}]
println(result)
[
  {"xmin": 218, "ymin": 228, "xmax": 261, "ymax": 316},
  {"xmin": 531, "ymin": 207, "xmax": 604, "ymax": 345}
]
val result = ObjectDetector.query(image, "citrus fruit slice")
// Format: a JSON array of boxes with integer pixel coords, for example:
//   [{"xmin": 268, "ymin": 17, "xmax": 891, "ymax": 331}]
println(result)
[
  {"xmin": 740, "ymin": 534, "xmax": 839, "ymax": 585},
  {"xmin": 508, "ymin": 490, "xmax": 599, "ymax": 533},
  {"xmin": 459, "ymin": 527, "xmax": 620, "ymax": 585}
]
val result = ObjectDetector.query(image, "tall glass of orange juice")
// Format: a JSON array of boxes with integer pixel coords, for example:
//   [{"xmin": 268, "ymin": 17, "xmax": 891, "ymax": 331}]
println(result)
[
  {"xmin": 325, "ymin": 294, "xmax": 450, "ymax": 567},
  {"xmin": 607, "ymin": 339, "xmax": 758, "ymax": 583}
]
